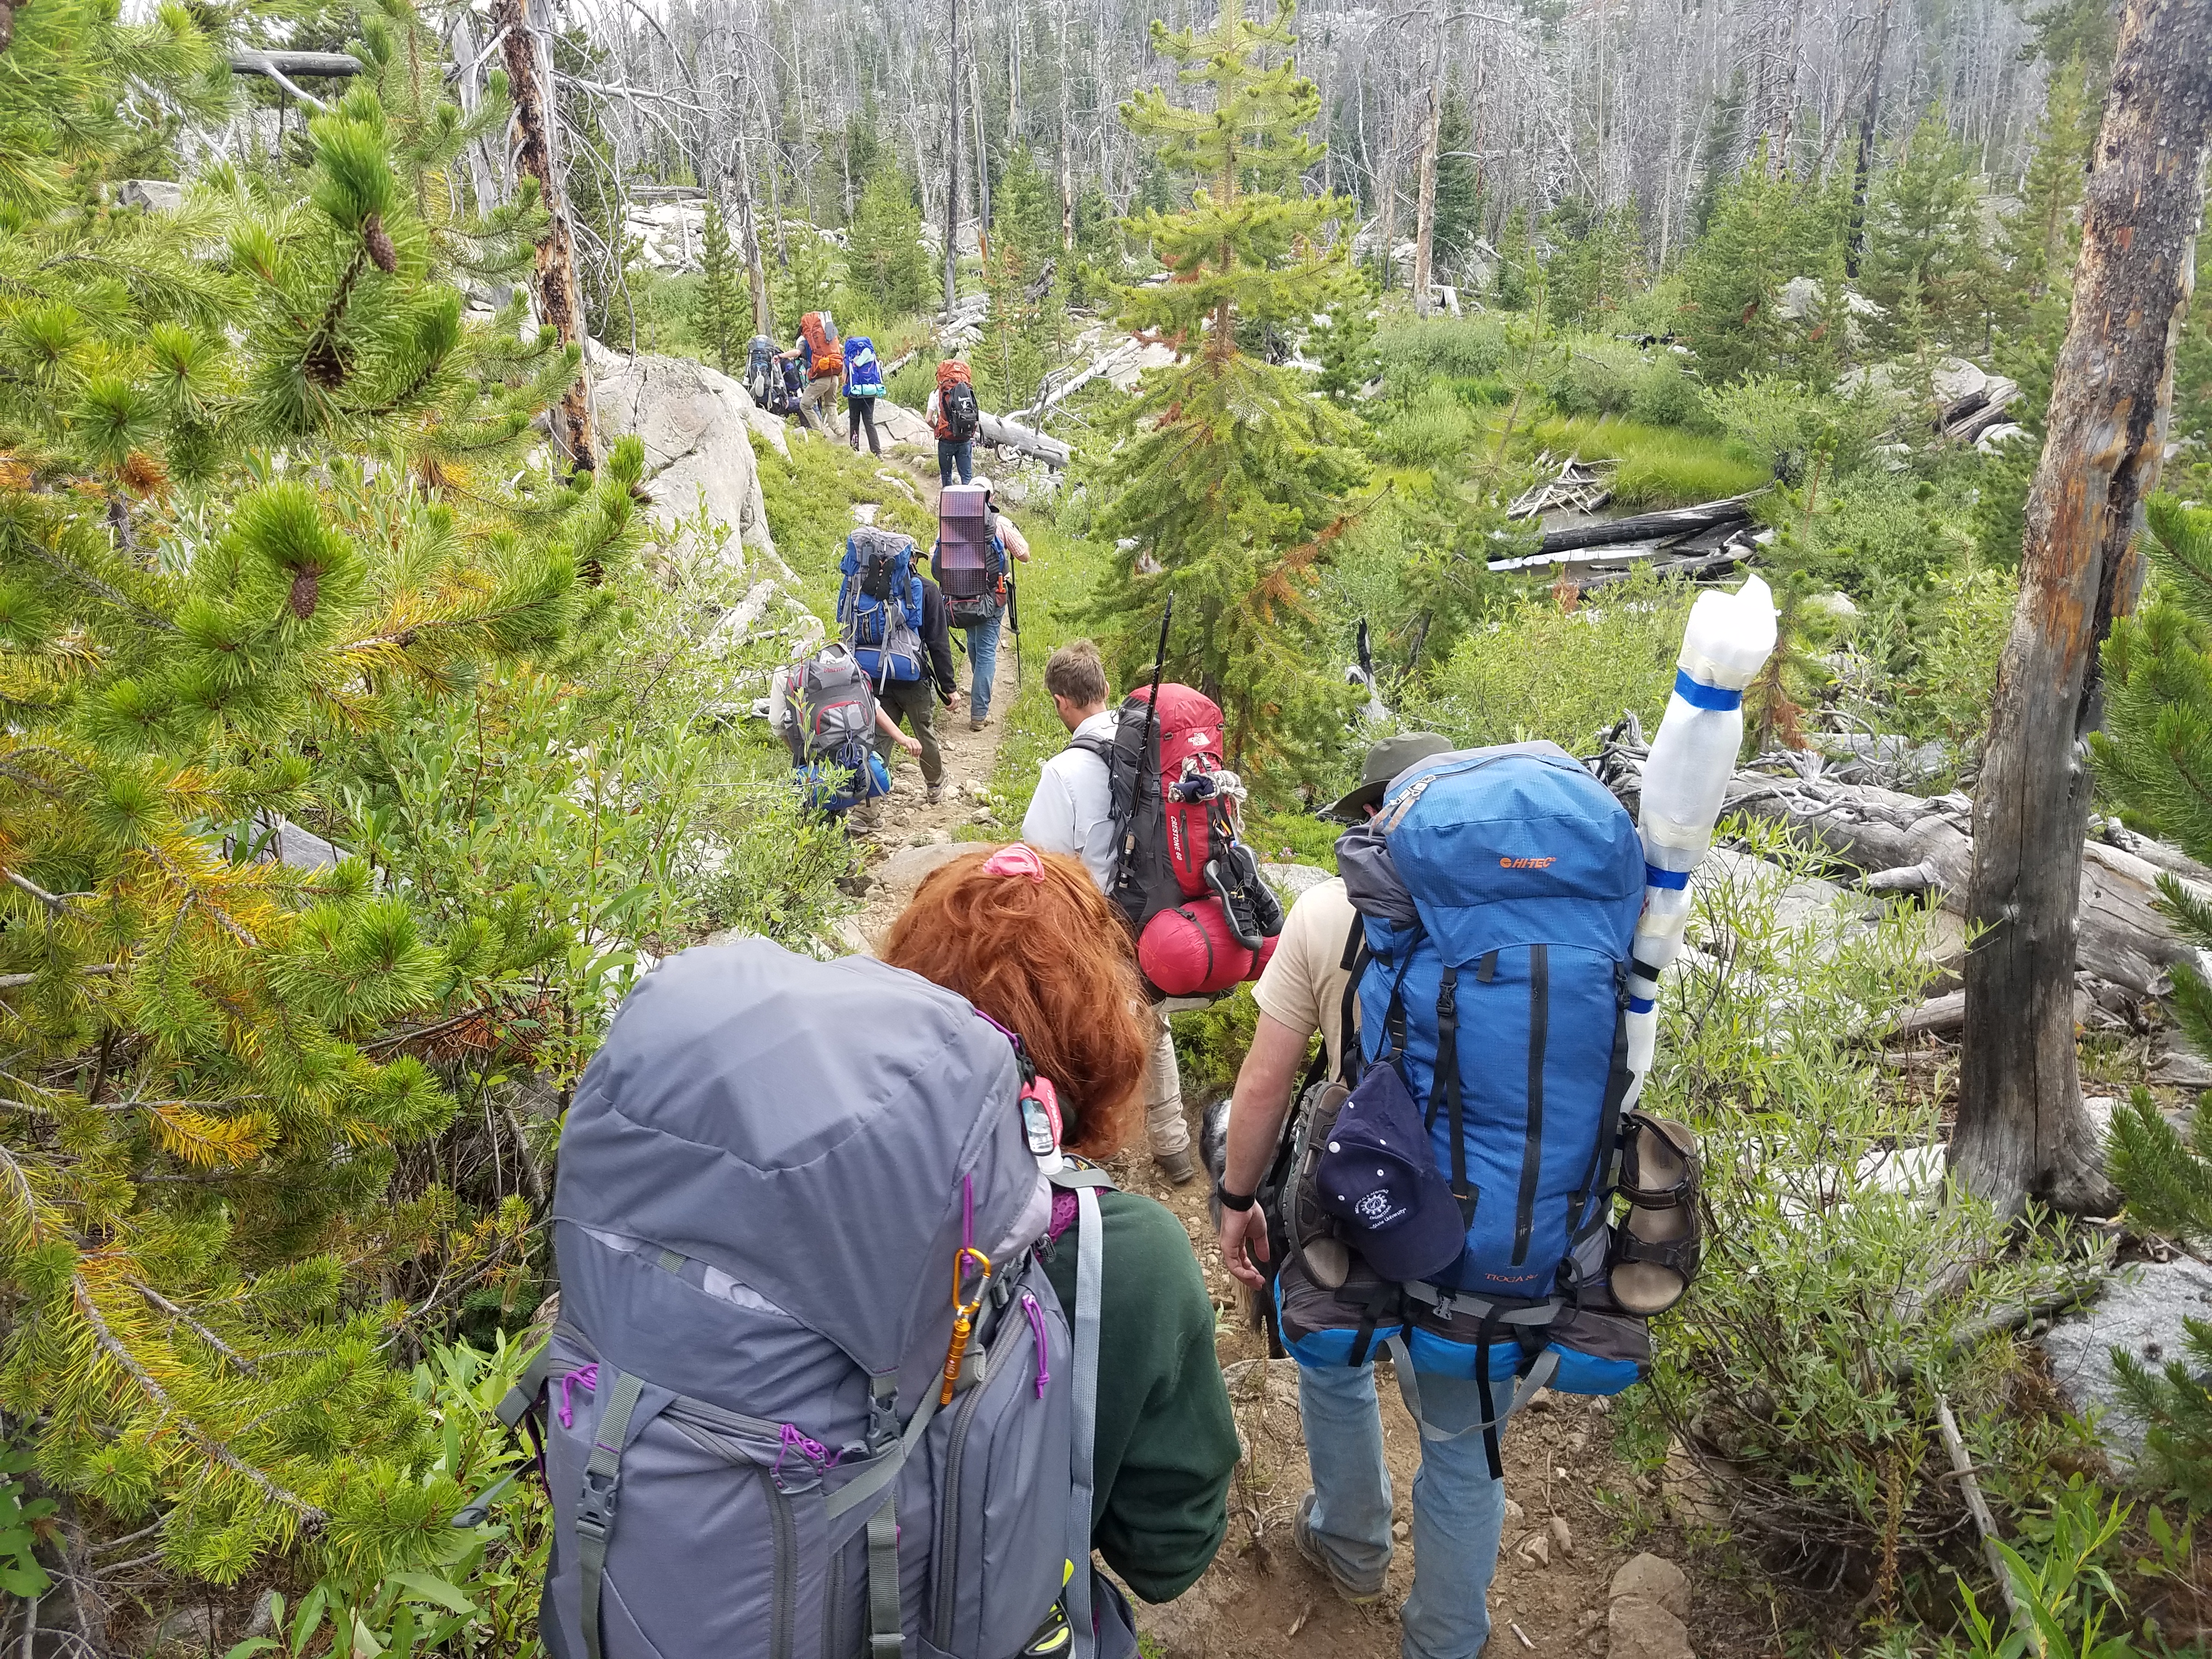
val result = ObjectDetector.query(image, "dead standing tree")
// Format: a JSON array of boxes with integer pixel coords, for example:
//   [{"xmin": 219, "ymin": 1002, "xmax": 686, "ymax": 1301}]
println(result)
[
  {"xmin": 1955, "ymin": 0, "xmax": 2212, "ymax": 1214},
  {"xmin": 495, "ymin": 0, "xmax": 596, "ymax": 472}
]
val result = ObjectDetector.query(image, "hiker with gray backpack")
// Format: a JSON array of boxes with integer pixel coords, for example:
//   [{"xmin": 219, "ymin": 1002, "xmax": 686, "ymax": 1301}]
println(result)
[
  {"xmin": 495, "ymin": 848, "xmax": 1235, "ymax": 1657},
  {"xmin": 768, "ymin": 642, "xmax": 920, "ymax": 822},
  {"xmin": 1210, "ymin": 735, "xmax": 1707, "ymax": 1658}
]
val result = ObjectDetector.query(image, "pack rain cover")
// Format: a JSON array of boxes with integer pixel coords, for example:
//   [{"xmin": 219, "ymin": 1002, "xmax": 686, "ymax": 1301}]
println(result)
[{"xmin": 553, "ymin": 941, "xmax": 1035, "ymax": 1374}]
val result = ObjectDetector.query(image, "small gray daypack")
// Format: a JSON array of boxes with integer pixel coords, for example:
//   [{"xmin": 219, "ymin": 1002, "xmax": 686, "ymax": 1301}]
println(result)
[{"xmin": 502, "ymin": 939, "xmax": 1136, "ymax": 1659}]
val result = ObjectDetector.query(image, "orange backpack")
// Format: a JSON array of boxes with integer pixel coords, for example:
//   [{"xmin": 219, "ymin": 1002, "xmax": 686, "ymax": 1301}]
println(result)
[
  {"xmin": 800, "ymin": 312, "xmax": 841, "ymax": 380},
  {"xmin": 933, "ymin": 360, "xmax": 979, "ymax": 441}
]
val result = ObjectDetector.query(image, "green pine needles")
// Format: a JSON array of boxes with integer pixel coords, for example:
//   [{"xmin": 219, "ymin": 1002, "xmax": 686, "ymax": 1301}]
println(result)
[
  {"xmin": 1, "ymin": 0, "xmax": 646, "ymax": 1586},
  {"xmin": 1088, "ymin": 0, "xmax": 1366, "ymax": 793}
]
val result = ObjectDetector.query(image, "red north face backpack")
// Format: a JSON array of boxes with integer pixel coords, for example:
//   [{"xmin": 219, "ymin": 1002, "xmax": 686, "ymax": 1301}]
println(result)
[{"xmin": 1068, "ymin": 684, "xmax": 1284, "ymax": 998}]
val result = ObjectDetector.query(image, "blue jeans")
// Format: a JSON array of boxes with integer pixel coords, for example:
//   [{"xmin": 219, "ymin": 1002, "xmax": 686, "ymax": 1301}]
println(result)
[
  {"xmin": 1298, "ymin": 1360, "xmax": 1507, "ymax": 1659},
  {"xmin": 961, "ymin": 613, "xmax": 1001, "ymax": 719},
  {"xmin": 938, "ymin": 437, "xmax": 973, "ymax": 484}
]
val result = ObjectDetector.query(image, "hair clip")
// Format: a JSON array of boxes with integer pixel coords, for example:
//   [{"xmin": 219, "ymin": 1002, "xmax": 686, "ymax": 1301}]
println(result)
[{"xmin": 981, "ymin": 844, "xmax": 1045, "ymax": 882}]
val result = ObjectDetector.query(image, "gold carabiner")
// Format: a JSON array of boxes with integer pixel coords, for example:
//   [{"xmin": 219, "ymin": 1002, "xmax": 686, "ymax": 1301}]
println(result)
[{"xmin": 940, "ymin": 1246, "xmax": 995, "ymax": 1405}]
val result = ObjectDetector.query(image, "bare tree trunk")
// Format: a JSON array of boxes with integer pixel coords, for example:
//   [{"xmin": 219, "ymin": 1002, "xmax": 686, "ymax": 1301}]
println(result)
[
  {"xmin": 1955, "ymin": 0, "xmax": 2211, "ymax": 1215},
  {"xmin": 971, "ymin": 61, "xmax": 992, "ymax": 235},
  {"xmin": 1376, "ymin": 100, "xmax": 1402, "ymax": 291},
  {"xmin": 1058, "ymin": 0, "xmax": 1074, "ymax": 250},
  {"xmin": 731, "ymin": 137, "xmax": 773, "ymax": 336},
  {"xmin": 495, "ymin": 0, "xmax": 595, "ymax": 472},
  {"xmin": 946, "ymin": 0, "xmax": 962, "ymax": 312},
  {"xmin": 1844, "ymin": 0, "xmax": 1891, "ymax": 278},
  {"xmin": 1412, "ymin": 84, "xmax": 1441, "ymax": 317}
]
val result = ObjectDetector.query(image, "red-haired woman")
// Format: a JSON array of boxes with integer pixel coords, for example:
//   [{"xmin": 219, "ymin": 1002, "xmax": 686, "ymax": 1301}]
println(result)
[{"xmin": 881, "ymin": 844, "xmax": 1239, "ymax": 1608}]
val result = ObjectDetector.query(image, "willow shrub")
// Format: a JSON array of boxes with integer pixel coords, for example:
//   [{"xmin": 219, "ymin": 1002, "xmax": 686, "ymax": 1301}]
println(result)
[{"xmin": 1628, "ymin": 819, "xmax": 2098, "ymax": 1611}]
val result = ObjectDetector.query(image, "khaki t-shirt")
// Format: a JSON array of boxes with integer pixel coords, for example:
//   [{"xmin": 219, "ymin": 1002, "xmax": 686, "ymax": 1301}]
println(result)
[{"xmin": 1251, "ymin": 877, "xmax": 1366, "ymax": 1081}]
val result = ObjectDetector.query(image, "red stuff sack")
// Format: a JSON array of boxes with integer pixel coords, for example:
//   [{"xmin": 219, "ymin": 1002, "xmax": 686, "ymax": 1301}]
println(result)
[{"xmin": 1137, "ymin": 898, "xmax": 1257, "ymax": 997}]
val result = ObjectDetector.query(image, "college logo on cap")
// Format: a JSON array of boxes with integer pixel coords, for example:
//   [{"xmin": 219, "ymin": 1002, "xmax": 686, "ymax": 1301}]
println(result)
[{"xmin": 1354, "ymin": 1188, "xmax": 1396, "ymax": 1224}]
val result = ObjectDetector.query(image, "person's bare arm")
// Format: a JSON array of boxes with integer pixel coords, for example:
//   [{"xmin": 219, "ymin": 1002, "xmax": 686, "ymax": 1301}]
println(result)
[{"xmin": 1216, "ymin": 1010, "xmax": 1311, "ymax": 1290}]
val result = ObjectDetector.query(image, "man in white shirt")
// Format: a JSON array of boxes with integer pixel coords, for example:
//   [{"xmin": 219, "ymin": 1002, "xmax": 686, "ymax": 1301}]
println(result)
[{"xmin": 1020, "ymin": 639, "xmax": 1197, "ymax": 1183}]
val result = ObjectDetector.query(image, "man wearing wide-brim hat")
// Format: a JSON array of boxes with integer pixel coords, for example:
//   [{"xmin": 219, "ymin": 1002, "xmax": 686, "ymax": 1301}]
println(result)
[{"xmin": 1212, "ymin": 730, "xmax": 1521, "ymax": 1657}]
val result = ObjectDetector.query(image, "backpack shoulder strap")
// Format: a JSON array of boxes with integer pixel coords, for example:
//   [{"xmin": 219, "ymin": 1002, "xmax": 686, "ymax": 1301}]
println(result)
[
  {"xmin": 1065, "ymin": 1180, "xmax": 1104, "ymax": 1659},
  {"xmin": 1065, "ymin": 732, "xmax": 1115, "ymax": 764}
]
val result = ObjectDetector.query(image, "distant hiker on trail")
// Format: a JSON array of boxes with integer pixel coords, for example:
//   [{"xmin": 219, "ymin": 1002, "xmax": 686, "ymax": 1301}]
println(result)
[
  {"xmin": 882, "ymin": 844, "xmax": 1239, "ymax": 1602},
  {"xmin": 1210, "ymin": 731, "xmax": 1676, "ymax": 1659},
  {"xmin": 795, "ymin": 310, "xmax": 842, "ymax": 433},
  {"xmin": 876, "ymin": 570, "xmax": 961, "ymax": 806},
  {"xmin": 744, "ymin": 333, "xmax": 775, "ymax": 407},
  {"xmin": 927, "ymin": 358, "xmax": 983, "ymax": 483},
  {"xmin": 843, "ymin": 332, "xmax": 886, "ymax": 456},
  {"xmin": 1020, "ymin": 640, "xmax": 1197, "ymax": 1186},
  {"xmin": 768, "ymin": 642, "xmax": 921, "ymax": 828},
  {"xmin": 835, "ymin": 526, "xmax": 929, "ymax": 834},
  {"xmin": 931, "ymin": 476, "xmax": 1029, "ymax": 731}
]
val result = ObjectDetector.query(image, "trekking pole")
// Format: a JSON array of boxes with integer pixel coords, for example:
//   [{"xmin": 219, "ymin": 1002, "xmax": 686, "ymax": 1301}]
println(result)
[
  {"xmin": 1123, "ymin": 595, "xmax": 1174, "ymax": 873},
  {"xmin": 1007, "ymin": 574, "xmax": 1022, "ymax": 684}
]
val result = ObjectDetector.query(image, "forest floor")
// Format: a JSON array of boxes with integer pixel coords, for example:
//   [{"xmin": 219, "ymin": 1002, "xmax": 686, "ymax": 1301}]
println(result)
[{"xmin": 827, "ymin": 450, "xmax": 1778, "ymax": 1659}]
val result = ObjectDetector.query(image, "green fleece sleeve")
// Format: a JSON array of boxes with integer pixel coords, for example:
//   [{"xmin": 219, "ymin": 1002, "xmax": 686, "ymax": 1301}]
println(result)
[{"xmin": 1043, "ymin": 1188, "xmax": 1239, "ymax": 1604}]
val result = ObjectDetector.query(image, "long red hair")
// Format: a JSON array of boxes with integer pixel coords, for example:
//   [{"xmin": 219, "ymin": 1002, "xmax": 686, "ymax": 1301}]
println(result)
[{"xmin": 881, "ymin": 848, "xmax": 1148, "ymax": 1158}]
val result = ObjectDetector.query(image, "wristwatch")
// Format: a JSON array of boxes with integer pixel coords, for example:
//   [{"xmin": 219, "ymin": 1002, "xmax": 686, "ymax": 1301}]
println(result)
[{"xmin": 1215, "ymin": 1181, "xmax": 1257, "ymax": 1212}]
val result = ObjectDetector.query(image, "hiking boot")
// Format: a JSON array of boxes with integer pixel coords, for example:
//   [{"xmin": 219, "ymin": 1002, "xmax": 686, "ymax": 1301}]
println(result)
[
  {"xmin": 1294, "ymin": 1491, "xmax": 1387, "ymax": 1605},
  {"xmin": 969, "ymin": 716, "xmax": 988, "ymax": 732},
  {"xmin": 925, "ymin": 783, "xmax": 944, "ymax": 805},
  {"xmin": 1153, "ymin": 1146, "xmax": 1198, "ymax": 1186}
]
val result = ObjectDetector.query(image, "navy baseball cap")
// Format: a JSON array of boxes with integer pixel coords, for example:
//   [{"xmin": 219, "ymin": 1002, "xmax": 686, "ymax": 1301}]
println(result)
[{"xmin": 1314, "ymin": 1065, "xmax": 1468, "ymax": 1283}]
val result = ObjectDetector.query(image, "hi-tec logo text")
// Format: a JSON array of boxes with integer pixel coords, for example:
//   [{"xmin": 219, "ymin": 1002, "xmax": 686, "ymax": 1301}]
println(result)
[{"xmin": 1498, "ymin": 855, "xmax": 1557, "ymax": 869}]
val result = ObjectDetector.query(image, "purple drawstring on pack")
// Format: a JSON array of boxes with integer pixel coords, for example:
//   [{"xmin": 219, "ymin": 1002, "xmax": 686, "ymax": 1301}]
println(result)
[
  {"xmin": 1020, "ymin": 1291, "xmax": 1050, "ymax": 1398},
  {"xmin": 772, "ymin": 1421, "xmax": 843, "ymax": 1488},
  {"xmin": 962, "ymin": 1171, "xmax": 975, "ymax": 1251},
  {"xmin": 556, "ymin": 1364, "xmax": 599, "ymax": 1429}
]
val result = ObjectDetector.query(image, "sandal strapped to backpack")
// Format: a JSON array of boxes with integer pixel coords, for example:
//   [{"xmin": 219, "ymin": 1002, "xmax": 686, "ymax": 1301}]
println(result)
[{"xmin": 1607, "ymin": 1114, "xmax": 1703, "ymax": 1316}]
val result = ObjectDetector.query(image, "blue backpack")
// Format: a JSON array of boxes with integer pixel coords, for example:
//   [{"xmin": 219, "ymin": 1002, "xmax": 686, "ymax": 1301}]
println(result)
[
  {"xmin": 1271, "ymin": 742, "xmax": 1649, "ymax": 1470},
  {"xmin": 843, "ymin": 335, "xmax": 886, "ymax": 397},
  {"xmin": 837, "ymin": 527, "xmax": 924, "ymax": 685}
]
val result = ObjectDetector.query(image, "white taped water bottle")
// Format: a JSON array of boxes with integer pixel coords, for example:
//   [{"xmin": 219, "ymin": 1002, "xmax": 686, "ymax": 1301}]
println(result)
[{"xmin": 1621, "ymin": 575, "xmax": 1777, "ymax": 1107}]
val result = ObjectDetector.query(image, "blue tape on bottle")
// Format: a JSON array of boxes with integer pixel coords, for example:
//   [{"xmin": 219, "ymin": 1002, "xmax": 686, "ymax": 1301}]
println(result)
[
  {"xmin": 1672, "ymin": 670, "xmax": 1743, "ymax": 712},
  {"xmin": 1628, "ymin": 996, "xmax": 1656, "ymax": 1015},
  {"xmin": 1644, "ymin": 865, "xmax": 1690, "ymax": 890}
]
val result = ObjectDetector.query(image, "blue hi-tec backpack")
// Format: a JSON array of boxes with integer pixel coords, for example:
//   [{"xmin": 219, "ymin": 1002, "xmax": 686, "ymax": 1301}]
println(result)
[
  {"xmin": 837, "ymin": 527, "xmax": 924, "ymax": 686},
  {"xmin": 1271, "ymin": 741, "xmax": 1651, "ymax": 1473},
  {"xmin": 843, "ymin": 335, "xmax": 885, "ymax": 398}
]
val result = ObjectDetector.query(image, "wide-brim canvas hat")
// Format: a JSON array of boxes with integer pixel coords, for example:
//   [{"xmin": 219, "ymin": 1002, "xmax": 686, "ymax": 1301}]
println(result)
[
  {"xmin": 1322, "ymin": 732, "xmax": 1457, "ymax": 822},
  {"xmin": 1314, "ymin": 1064, "xmax": 1467, "ymax": 1283}
]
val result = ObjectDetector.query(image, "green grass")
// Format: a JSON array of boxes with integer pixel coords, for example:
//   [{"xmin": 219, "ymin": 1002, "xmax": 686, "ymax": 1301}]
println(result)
[
  {"xmin": 1510, "ymin": 414, "xmax": 1769, "ymax": 510},
  {"xmin": 749, "ymin": 428, "xmax": 937, "ymax": 619}
]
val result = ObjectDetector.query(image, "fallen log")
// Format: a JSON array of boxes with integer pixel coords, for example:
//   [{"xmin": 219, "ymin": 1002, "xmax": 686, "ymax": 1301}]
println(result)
[
  {"xmin": 975, "ymin": 410, "xmax": 1071, "ymax": 468},
  {"xmin": 1595, "ymin": 724, "xmax": 2207, "ymax": 999},
  {"xmin": 228, "ymin": 49, "xmax": 363, "ymax": 77},
  {"xmin": 1538, "ymin": 495, "xmax": 1758, "ymax": 556}
]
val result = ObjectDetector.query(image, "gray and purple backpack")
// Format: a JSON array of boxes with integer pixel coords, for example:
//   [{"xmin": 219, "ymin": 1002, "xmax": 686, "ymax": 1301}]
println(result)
[{"xmin": 500, "ymin": 939, "xmax": 1134, "ymax": 1659}]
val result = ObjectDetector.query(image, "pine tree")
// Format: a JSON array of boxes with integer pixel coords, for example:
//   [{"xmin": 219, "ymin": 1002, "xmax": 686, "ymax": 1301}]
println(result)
[
  {"xmin": 847, "ymin": 165, "xmax": 932, "ymax": 318},
  {"xmin": 0, "ymin": 0, "xmax": 645, "ymax": 1583},
  {"xmin": 1862, "ymin": 111, "xmax": 1997, "ymax": 349},
  {"xmin": 1431, "ymin": 87, "xmax": 1483, "ymax": 279},
  {"xmin": 1678, "ymin": 148, "xmax": 1843, "ymax": 382},
  {"xmin": 2000, "ymin": 59, "xmax": 2096, "ymax": 317},
  {"xmin": 696, "ymin": 194, "xmax": 743, "ymax": 374},
  {"xmin": 1090, "ymin": 0, "xmax": 1366, "ymax": 791}
]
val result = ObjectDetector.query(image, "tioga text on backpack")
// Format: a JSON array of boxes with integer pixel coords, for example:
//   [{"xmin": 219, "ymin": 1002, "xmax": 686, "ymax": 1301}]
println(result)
[
  {"xmin": 934, "ymin": 360, "xmax": 981, "ymax": 441},
  {"xmin": 1068, "ymin": 683, "xmax": 1284, "ymax": 998},
  {"xmin": 837, "ymin": 527, "xmax": 924, "ymax": 686},
  {"xmin": 1265, "ymin": 743, "xmax": 1672, "ymax": 1475},
  {"xmin": 498, "ymin": 940, "xmax": 1140, "ymax": 1659},
  {"xmin": 800, "ymin": 311, "xmax": 842, "ymax": 381},
  {"xmin": 843, "ymin": 335, "xmax": 885, "ymax": 398}
]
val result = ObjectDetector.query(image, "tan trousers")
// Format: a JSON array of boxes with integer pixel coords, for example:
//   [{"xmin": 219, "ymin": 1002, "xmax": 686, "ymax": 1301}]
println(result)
[
  {"xmin": 800, "ymin": 374, "xmax": 839, "ymax": 430},
  {"xmin": 1143, "ymin": 1005, "xmax": 1189, "ymax": 1157}
]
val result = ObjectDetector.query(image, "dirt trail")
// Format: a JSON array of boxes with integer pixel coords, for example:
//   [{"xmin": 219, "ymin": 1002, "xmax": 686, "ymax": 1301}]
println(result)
[{"xmin": 830, "ymin": 456, "xmax": 1757, "ymax": 1659}]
